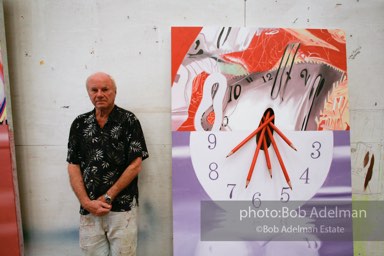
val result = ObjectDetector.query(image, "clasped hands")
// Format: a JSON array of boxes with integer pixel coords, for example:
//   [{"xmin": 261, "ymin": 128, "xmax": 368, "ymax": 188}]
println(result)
[{"xmin": 82, "ymin": 195, "xmax": 112, "ymax": 216}]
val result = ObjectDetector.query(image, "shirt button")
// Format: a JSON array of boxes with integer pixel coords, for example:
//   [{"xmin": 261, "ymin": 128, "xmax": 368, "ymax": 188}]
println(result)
[{"xmin": 90, "ymin": 179, "xmax": 93, "ymax": 183}]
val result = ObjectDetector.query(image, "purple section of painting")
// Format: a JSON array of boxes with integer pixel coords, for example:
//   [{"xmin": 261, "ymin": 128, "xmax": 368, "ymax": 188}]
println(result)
[
  {"xmin": 172, "ymin": 132, "xmax": 208, "ymax": 255},
  {"xmin": 172, "ymin": 131, "xmax": 353, "ymax": 256},
  {"xmin": 316, "ymin": 131, "xmax": 353, "ymax": 255},
  {"xmin": 319, "ymin": 131, "xmax": 352, "ymax": 189}
]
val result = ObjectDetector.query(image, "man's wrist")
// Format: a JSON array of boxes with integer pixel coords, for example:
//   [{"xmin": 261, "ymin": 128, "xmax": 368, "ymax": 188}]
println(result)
[
  {"xmin": 80, "ymin": 198, "xmax": 92, "ymax": 211},
  {"xmin": 104, "ymin": 193, "xmax": 112, "ymax": 204}
]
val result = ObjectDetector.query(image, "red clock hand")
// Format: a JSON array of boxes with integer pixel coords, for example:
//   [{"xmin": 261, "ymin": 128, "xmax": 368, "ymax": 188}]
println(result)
[
  {"xmin": 226, "ymin": 115, "xmax": 274, "ymax": 158},
  {"xmin": 268, "ymin": 121, "xmax": 297, "ymax": 151},
  {"xmin": 266, "ymin": 125, "xmax": 292, "ymax": 190},
  {"xmin": 262, "ymin": 135, "xmax": 272, "ymax": 178},
  {"xmin": 246, "ymin": 112, "xmax": 270, "ymax": 188}
]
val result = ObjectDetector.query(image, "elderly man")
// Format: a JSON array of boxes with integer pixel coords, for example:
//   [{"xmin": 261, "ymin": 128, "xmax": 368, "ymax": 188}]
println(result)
[{"xmin": 67, "ymin": 72, "xmax": 148, "ymax": 255}]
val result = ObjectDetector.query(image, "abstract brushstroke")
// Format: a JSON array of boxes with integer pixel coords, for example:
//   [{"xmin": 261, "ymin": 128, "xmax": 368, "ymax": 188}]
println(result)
[
  {"xmin": 171, "ymin": 28, "xmax": 348, "ymax": 132},
  {"xmin": 0, "ymin": 39, "xmax": 21, "ymax": 254},
  {"xmin": 364, "ymin": 154, "xmax": 374, "ymax": 191},
  {"xmin": 363, "ymin": 151, "xmax": 370, "ymax": 168},
  {"xmin": 0, "ymin": 50, "xmax": 6, "ymax": 124},
  {"xmin": 316, "ymin": 79, "xmax": 349, "ymax": 130},
  {"xmin": 351, "ymin": 142, "xmax": 382, "ymax": 195}
]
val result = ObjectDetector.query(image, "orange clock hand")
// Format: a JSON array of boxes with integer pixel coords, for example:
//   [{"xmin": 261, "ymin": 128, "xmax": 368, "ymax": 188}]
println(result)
[
  {"xmin": 246, "ymin": 112, "xmax": 270, "ymax": 188},
  {"xmin": 266, "ymin": 125, "xmax": 292, "ymax": 190},
  {"xmin": 226, "ymin": 115, "xmax": 274, "ymax": 158},
  {"xmin": 262, "ymin": 135, "xmax": 272, "ymax": 178},
  {"xmin": 268, "ymin": 122, "xmax": 297, "ymax": 151}
]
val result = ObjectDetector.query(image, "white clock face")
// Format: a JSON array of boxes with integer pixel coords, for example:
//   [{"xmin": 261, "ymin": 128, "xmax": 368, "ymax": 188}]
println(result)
[
  {"xmin": 190, "ymin": 131, "xmax": 333, "ymax": 202},
  {"xmin": 193, "ymin": 60, "xmax": 345, "ymax": 133}
]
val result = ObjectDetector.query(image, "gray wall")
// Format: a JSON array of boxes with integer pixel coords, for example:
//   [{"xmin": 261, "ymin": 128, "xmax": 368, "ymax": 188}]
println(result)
[{"xmin": 1, "ymin": 0, "xmax": 383, "ymax": 255}]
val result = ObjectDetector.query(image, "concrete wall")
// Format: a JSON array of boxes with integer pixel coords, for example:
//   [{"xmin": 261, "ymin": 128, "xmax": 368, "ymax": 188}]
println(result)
[{"xmin": 1, "ymin": 0, "xmax": 383, "ymax": 255}]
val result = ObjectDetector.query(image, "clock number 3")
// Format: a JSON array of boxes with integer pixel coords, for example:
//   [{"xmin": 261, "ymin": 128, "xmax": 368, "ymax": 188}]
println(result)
[{"xmin": 311, "ymin": 141, "xmax": 321, "ymax": 159}]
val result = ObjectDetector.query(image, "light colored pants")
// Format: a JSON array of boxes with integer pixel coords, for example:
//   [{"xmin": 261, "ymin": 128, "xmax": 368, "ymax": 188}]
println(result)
[{"xmin": 79, "ymin": 209, "xmax": 137, "ymax": 256}]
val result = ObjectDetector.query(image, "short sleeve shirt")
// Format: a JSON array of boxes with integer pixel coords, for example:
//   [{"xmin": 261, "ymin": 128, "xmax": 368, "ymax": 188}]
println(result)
[{"xmin": 67, "ymin": 105, "xmax": 149, "ymax": 215}]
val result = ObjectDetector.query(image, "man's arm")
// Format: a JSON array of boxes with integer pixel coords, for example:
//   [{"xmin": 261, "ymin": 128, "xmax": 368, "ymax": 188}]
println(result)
[
  {"xmin": 67, "ymin": 163, "xmax": 111, "ymax": 216},
  {"xmin": 99, "ymin": 157, "xmax": 143, "ymax": 203}
]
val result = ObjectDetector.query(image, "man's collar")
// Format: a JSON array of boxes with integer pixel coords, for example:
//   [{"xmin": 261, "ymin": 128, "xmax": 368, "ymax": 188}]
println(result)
[{"xmin": 92, "ymin": 105, "xmax": 120, "ymax": 123}]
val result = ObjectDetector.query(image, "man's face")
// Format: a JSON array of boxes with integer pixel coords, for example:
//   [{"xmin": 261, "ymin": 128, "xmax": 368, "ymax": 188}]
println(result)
[{"xmin": 86, "ymin": 74, "xmax": 116, "ymax": 111}]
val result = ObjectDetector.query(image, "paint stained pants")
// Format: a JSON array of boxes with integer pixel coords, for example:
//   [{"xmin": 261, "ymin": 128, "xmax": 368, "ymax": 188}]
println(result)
[{"xmin": 79, "ymin": 209, "xmax": 137, "ymax": 256}]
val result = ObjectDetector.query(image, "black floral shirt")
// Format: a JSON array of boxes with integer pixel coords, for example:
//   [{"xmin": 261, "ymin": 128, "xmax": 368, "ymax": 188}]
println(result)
[{"xmin": 67, "ymin": 105, "xmax": 149, "ymax": 215}]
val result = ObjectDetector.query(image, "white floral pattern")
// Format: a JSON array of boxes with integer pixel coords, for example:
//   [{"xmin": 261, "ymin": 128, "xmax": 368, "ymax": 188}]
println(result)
[{"xmin": 67, "ymin": 105, "xmax": 149, "ymax": 215}]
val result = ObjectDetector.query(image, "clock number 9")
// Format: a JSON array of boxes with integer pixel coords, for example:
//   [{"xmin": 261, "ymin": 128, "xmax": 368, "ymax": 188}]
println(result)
[
  {"xmin": 252, "ymin": 192, "xmax": 262, "ymax": 208},
  {"xmin": 311, "ymin": 141, "xmax": 321, "ymax": 159},
  {"xmin": 207, "ymin": 133, "xmax": 216, "ymax": 150},
  {"xmin": 208, "ymin": 162, "xmax": 219, "ymax": 180}
]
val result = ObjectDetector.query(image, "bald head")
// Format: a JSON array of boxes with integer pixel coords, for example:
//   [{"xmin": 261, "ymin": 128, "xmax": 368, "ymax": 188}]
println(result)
[
  {"xmin": 86, "ymin": 72, "xmax": 117, "ymax": 112},
  {"xmin": 86, "ymin": 72, "xmax": 116, "ymax": 91}
]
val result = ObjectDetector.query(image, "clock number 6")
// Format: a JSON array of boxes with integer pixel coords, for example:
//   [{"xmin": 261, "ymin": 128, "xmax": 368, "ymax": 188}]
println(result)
[
  {"xmin": 252, "ymin": 192, "xmax": 262, "ymax": 208},
  {"xmin": 209, "ymin": 162, "xmax": 219, "ymax": 180}
]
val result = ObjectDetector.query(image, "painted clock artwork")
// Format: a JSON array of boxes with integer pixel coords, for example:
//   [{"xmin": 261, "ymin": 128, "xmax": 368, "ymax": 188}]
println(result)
[{"xmin": 172, "ymin": 27, "xmax": 353, "ymax": 256}]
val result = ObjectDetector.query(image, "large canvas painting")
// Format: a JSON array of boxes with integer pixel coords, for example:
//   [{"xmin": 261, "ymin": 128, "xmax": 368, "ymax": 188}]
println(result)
[
  {"xmin": 0, "ymin": 2, "xmax": 22, "ymax": 255},
  {"xmin": 171, "ymin": 27, "xmax": 352, "ymax": 255}
]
